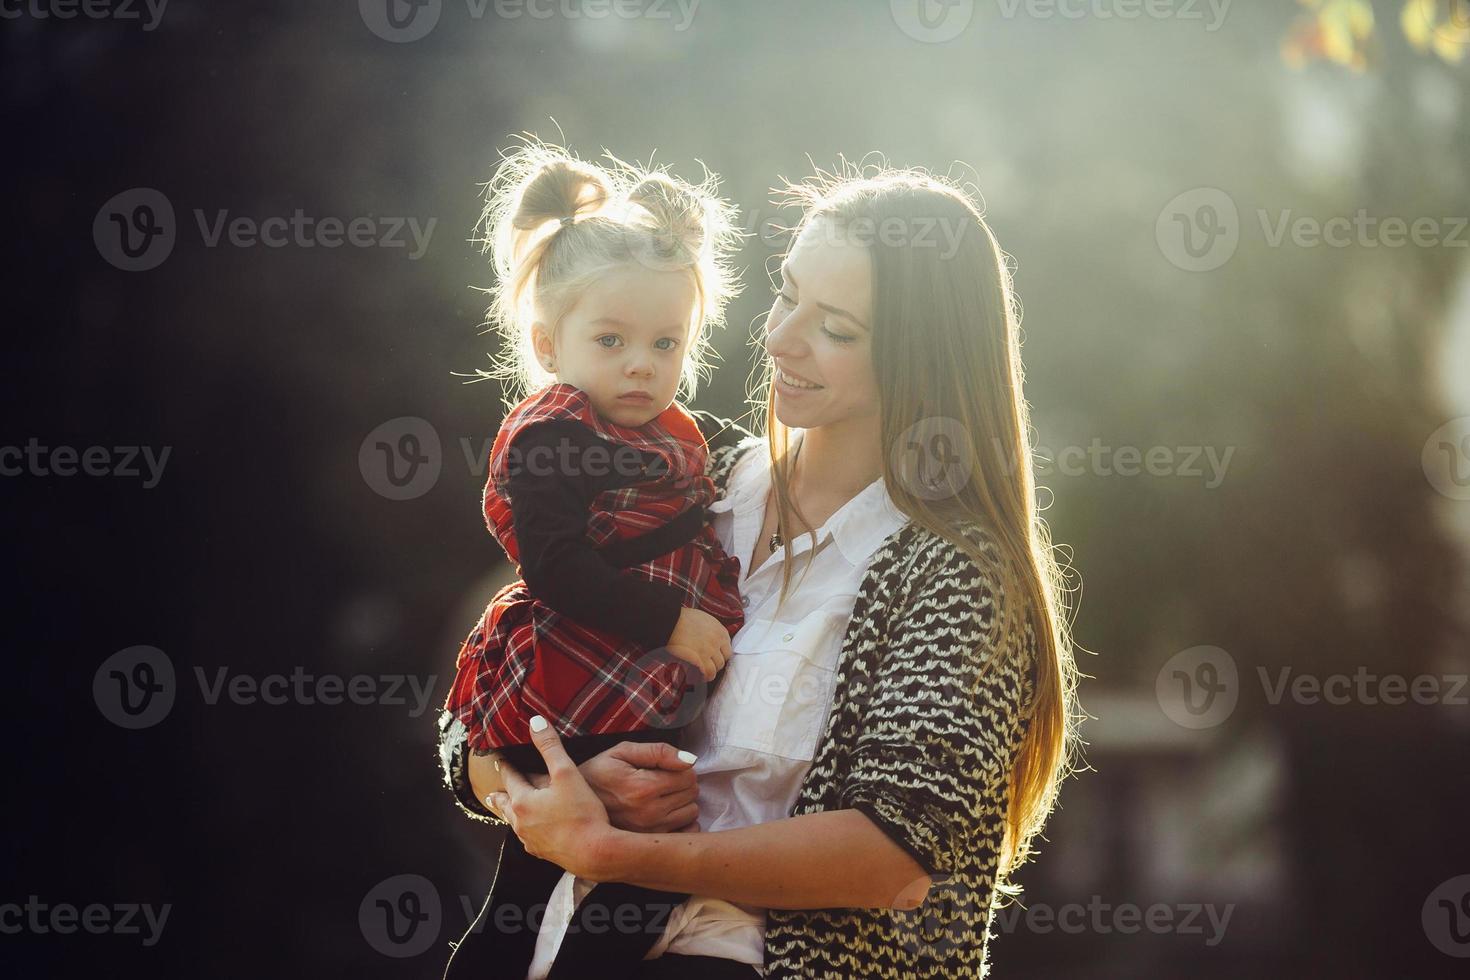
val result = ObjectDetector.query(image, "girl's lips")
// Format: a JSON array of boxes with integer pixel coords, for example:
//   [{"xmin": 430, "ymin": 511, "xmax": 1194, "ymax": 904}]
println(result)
[{"xmin": 618, "ymin": 392, "xmax": 653, "ymax": 402}]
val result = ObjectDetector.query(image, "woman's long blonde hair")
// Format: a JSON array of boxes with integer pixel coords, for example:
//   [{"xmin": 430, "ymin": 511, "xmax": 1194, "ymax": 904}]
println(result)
[{"xmin": 760, "ymin": 165, "xmax": 1083, "ymax": 888}]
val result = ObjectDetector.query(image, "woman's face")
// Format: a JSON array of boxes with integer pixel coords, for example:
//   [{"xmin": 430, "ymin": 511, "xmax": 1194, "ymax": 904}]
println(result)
[{"xmin": 764, "ymin": 218, "xmax": 881, "ymax": 433}]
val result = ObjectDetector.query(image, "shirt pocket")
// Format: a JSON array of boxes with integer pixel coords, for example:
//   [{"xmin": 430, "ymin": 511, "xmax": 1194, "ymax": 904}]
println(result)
[{"xmin": 704, "ymin": 608, "xmax": 847, "ymax": 761}]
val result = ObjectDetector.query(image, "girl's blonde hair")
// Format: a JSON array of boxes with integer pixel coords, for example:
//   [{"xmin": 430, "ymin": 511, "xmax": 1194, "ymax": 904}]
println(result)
[
  {"xmin": 475, "ymin": 139, "xmax": 741, "ymax": 405},
  {"xmin": 761, "ymin": 164, "xmax": 1084, "ymax": 894}
]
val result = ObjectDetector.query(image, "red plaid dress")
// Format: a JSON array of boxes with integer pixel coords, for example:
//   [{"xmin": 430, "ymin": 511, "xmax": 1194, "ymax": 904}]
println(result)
[{"xmin": 444, "ymin": 383, "xmax": 745, "ymax": 750}]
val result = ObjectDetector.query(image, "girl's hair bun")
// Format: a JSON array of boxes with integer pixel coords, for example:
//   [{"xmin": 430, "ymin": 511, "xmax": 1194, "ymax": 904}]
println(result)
[
  {"xmin": 626, "ymin": 172, "xmax": 708, "ymax": 260},
  {"xmin": 512, "ymin": 158, "xmax": 610, "ymax": 234}
]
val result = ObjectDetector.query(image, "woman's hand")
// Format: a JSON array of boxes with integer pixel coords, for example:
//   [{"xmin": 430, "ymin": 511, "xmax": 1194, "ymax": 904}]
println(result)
[
  {"xmin": 487, "ymin": 716, "xmax": 629, "ymax": 882},
  {"xmin": 469, "ymin": 739, "xmax": 701, "ymax": 834},
  {"xmin": 580, "ymin": 740, "xmax": 702, "ymax": 834}
]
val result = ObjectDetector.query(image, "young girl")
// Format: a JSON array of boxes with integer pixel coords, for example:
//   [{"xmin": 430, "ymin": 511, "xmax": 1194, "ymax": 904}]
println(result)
[{"xmin": 441, "ymin": 143, "xmax": 747, "ymax": 979}]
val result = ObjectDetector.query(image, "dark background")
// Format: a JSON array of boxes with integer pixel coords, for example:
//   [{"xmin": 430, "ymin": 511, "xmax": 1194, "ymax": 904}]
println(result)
[{"xmin": 5, "ymin": 0, "xmax": 1470, "ymax": 976}]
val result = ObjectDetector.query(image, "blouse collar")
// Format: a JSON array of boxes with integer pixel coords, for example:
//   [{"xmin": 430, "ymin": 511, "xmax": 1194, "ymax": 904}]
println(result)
[{"xmin": 709, "ymin": 433, "xmax": 908, "ymax": 568}]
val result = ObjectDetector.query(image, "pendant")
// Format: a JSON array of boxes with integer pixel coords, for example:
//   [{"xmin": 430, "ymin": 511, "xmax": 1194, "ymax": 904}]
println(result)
[{"xmin": 768, "ymin": 530, "xmax": 782, "ymax": 553}]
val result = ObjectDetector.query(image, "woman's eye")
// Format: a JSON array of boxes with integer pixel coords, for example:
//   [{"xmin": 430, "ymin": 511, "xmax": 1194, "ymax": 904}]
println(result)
[
  {"xmin": 772, "ymin": 288, "xmax": 795, "ymax": 308},
  {"xmin": 821, "ymin": 325, "xmax": 856, "ymax": 345},
  {"xmin": 654, "ymin": 338, "xmax": 679, "ymax": 351},
  {"xmin": 596, "ymin": 335, "xmax": 622, "ymax": 349}
]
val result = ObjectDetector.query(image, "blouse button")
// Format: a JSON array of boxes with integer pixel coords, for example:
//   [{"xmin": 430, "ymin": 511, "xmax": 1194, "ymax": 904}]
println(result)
[
  {"xmin": 741, "ymin": 597, "xmax": 750, "ymax": 608},
  {"xmin": 782, "ymin": 632, "xmax": 794, "ymax": 642}
]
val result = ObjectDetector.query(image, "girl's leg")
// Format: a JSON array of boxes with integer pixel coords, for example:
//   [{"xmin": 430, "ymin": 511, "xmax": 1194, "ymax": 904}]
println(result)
[
  {"xmin": 444, "ymin": 829, "xmax": 567, "ymax": 980},
  {"xmin": 543, "ymin": 882, "xmax": 691, "ymax": 980}
]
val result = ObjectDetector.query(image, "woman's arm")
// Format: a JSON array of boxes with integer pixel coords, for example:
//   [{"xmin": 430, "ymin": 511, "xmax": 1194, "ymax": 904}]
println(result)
[
  {"xmin": 591, "ymin": 809, "xmax": 932, "ymax": 911},
  {"xmin": 490, "ymin": 718, "xmax": 932, "ymax": 912}
]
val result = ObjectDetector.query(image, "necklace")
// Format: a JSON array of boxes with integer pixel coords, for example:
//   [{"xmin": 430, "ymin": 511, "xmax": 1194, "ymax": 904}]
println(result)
[{"xmin": 768, "ymin": 441, "xmax": 801, "ymax": 553}]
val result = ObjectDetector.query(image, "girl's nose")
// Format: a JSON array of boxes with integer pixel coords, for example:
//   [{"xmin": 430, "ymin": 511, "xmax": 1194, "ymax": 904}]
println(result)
[{"xmin": 625, "ymin": 353, "xmax": 655, "ymax": 378}]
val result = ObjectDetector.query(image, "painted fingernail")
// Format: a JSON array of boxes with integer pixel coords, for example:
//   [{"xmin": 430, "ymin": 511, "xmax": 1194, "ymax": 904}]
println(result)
[
  {"xmin": 529, "ymin": 715, "xmax": 548, "ymax": 733},
  {"xmin": 678, "ymin": 750, "xmax": 697, "ymax": 764}
]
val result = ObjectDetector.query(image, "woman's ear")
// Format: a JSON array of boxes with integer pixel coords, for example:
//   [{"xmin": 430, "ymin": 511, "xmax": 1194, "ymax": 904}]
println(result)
[{"xmin": 531, "ymin": 322, "xmax": 556, "ymax": 372}]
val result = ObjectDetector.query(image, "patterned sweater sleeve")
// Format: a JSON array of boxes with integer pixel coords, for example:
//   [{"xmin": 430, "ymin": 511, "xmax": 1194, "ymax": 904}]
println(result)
[{"xmin": 837, "ymin": 530, "xmax": 1036, "ymax": 881}]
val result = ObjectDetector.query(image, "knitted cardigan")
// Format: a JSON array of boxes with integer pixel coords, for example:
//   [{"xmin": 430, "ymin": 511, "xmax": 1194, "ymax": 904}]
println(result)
[{"xmin": 437, "ymin": 435, "xmax": 1039, "ymax": 979}]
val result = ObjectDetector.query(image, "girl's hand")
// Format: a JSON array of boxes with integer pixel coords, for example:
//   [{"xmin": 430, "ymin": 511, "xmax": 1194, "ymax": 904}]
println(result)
[
  {"xmin": 664, "ymin": 606, "xmax": 733, "ymax": 682},
  {"xmin": 487, "ymin": 716, "xmax": 629, "ymax": 883}
]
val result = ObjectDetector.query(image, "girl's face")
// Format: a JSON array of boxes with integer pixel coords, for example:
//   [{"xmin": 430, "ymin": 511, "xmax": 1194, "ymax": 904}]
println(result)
[
  {"xmin": 535, "ymin": 264, "xmax": 696, "ymax": 428},
  {"xmin": 764, "ymin": 218, "xmax": 881, "ymax": 433}
]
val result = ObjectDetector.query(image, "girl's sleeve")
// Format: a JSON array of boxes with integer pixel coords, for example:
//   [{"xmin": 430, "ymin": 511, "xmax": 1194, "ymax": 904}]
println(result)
[
  {"xmin": 436, "ymin": 711, "xmax": 506, "ymax": 827},
  {"xmin": 504, "ymin": 419, "xmax": 685, "ymax": 650},
  {"xmin": 836, "ymin": 532, "xmax": 1036, "ymax": 880}
]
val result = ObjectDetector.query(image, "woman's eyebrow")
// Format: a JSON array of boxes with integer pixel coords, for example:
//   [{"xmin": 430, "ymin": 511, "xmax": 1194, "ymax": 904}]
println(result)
[{"xmin": 785, "ymin": 267, "xmax": 871, "ymax": 332}]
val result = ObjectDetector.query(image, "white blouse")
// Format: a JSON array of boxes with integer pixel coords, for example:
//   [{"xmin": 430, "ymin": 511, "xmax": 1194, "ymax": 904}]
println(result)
[{"xmin": 527, "ymin": 435, "xmax": 909, "ymax": 978}]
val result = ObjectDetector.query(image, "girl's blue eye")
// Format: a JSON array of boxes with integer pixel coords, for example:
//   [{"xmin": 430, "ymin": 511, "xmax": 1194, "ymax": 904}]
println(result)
[
  {"xmin": 596, "ymin": 335, "xmax": 621, "ymax": 349},
  {"xmin": 654, "ymin": 338, "xmax": 679, "ymax": 351},
  {"xmin": 821, "ymin": 325, "xmax": 856, "ymax": 345}
]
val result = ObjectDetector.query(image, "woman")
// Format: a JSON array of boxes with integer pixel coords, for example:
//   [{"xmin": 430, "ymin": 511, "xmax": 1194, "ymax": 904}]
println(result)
[{"xmin": 437, "ymin": 166, "xmax": 1081, "ymax": 979}]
